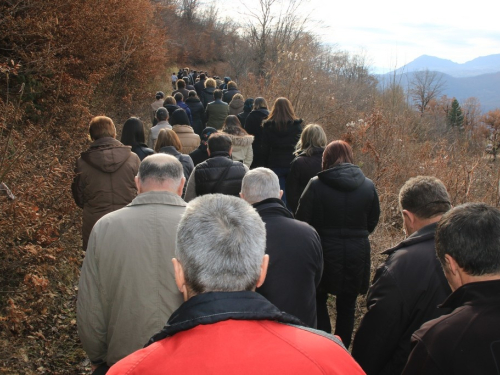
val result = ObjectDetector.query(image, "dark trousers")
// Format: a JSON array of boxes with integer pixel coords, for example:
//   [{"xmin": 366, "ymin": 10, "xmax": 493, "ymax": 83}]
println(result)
[
  {"xmin": 316, "ymin": 290, "xmax": 358, "ymax": 349},
  {"xmin": 92, "ymin": 364, "xmax": 110, "ymax": 375}
]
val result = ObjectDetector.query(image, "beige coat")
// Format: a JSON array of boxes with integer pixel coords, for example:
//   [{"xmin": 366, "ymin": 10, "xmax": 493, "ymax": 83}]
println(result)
[
  {"xmin": 229, "ymin": 98, "xmax": 244, "ymax": 115},
  {"xmin": 71, "ymin": 137, "xmax": 140, "ymax": 250},
  {"xmin": 77, "ymin": 191, "xmax": 186, "ymax": 366},
  {"xmin": 173, "ymin": 125, "xmax": 200, "ymax": 154},
  {"xmin": 224, "ymin": 133, "xmax": 254, "ymax": 168}
]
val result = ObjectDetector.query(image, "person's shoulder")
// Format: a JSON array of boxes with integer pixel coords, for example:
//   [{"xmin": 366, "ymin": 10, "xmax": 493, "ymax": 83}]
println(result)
[{"xmin": 107, "ymin": 343, "xmax": 165, "ymax": 375}]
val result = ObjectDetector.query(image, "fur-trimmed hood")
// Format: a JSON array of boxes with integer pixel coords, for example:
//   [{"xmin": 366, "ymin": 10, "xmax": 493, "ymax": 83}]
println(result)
[{"xmin": 223, "ymin": 132, "xmax": 254, "ymax": 147}]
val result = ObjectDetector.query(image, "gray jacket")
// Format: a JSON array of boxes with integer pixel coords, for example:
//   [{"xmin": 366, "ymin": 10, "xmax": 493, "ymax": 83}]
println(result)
[
  {"xmin": 77, "ymin": 191, "xmax": 186, "ymax": 366},
  {"xmin": 148, "ymin": 121, "xmax": 172, "ymax": 148}
]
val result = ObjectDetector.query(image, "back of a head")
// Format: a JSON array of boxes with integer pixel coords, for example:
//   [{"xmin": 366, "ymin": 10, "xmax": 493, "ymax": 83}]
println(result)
[
  {"xmin": 267, "ymin": 97, "xmax": 296, "ymax": 130},
  {"xmin": 207, "ymin": 133, "xmax": 232, "ymax": 153},
  {"xmin": 231, "ymin": 93, "xmax": 244, "ymax": 102},
  {"xmin": 199, "ymin": 73, "xmax": 206, "ymax": 80},
  {"xmin": 436, "ymin": 203, "xmax": 500, "ymax": 276},
  {"xmin": 155, "ymin": 91, "xmax": 165, "ymax": 100},
  {"xmin": 177, "ymin": 80, "xmax": 186, "ymax": 89},
  {"xmin": 121, "ymin": 117, "xmax": 145, "ymax": 146},
  {"xmin": 227, "ymin": 81, "xmax": 237, "ymax": 90},
  {"xmin": 244, "ymin": 98, "xmax": 254, "ymax": 112},
  {"xmin": 295, "ymin": 124, "xmax": 327, "ymax": 156},
  {"xmin": 205, "ymin": 78, "xmax": 216, "ymax": 88},
  {"xmin": 253, "ymin": 97, "xmax": 267, "ymax": 110},
  {"xmin": 89, "ymin": 116, "xmax": 116, "ymax": 141},
  {"xmin": 155, "ymin": 128, "xmax": 182, "ymax": 152},
  {"xmin": 176, "ymin": 194, "xmax": 266, "ymax": 294},
  {"xmin": 174, "ymin": 92, "xmax": 184, "ymax": 102},
  {"xmin": 138, "ymin": 153, "xmax": 183, "ymax": 189},
  {"xmin": 170, "ymin": 108, "xmax": 190, "ymax": 126},
  {"xmin": 163, "ymin": 96, "xmax": 176, "ymax": 106},
  {"xmin": 322, "ymin": 140, "xmax": 353, "ymax": 170},
  {"xmin": 222, "ymin": 115, "xmax": 246, "ymax": 136},
  {"xmin": 213, "ymin": 89, "xmax": 223, "ymax": 100},
  {"xmin": 156, "ymin": 107, "xmax": 169, "ymax": 122},
  {"xmin": 241, "ymin": 168, "xmax": 280, "ymax": 204},
  {"xmin": 399, "ymin": 176, "xmax": 451, "ymax": 219},
  {"xmin": 188, "ymin": 90, "xmax": 197, "ymax": 98}
]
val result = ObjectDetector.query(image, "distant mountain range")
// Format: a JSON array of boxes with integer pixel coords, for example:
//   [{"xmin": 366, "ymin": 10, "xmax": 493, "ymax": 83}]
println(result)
[{"xmin": 376, "ymin": 54, "xmax": 500, "ymax": 112}]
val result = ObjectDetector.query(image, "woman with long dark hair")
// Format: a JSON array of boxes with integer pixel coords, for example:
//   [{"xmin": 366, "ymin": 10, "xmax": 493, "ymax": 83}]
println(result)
[
  {"xmin": 221, "ymin": 115, "xmax": 254, "ymax": 168},
  {"xmin": 296, "ymin": 140, "xmax": 380, "ymax": 349},
  {"xmin": 261, "ymin": 97, "xmax": 303, "ymax": 205},
  {"xmin": 120, "ymin": 117, "xmax": 155, "ymax": 161}
]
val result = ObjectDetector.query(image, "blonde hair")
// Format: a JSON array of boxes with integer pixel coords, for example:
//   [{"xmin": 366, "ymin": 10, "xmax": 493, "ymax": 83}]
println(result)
[
  {"xmin": 294, "ymin": 124, "xmax": 327, "ymax": 156},
  {"xmin": 205, "ymin": 78, "xmax": 216, "ymax": 88}
]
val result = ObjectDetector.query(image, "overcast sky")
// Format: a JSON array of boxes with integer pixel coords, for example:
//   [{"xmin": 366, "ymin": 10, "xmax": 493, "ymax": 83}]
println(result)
[{"xmin": 216, "ymin": 0, "xmax": 500, "ymax": 73}]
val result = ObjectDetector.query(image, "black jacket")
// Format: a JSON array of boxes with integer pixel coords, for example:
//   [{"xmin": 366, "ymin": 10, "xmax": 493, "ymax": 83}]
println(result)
[
  {"xmin": 296, "ymin": 163, "xmax": 380, "ymax": 296},
  {"xmin": 185, "ymin": 97, "xmax": 205, "ymax": 136},
  {"xmin": 131, "ymin": 143, "xmax": 155, "ymax": 161},
  {"xmin": 200, "ymin": 87, "xmax": 215, "ymax": 109},
  {"xmin": 222, "ymin": 88, "xmax": 241, "ymax": 104},
  {"xmin": 189, "ymin": 146, "xmax": 209, "ymax": 167},
  {"xmin": 351, "ymin": 222, "xmax": 452, "ymax": 375},
  {"xmin": 286, "ymin": 147, "xmax": 324, "ymax": 214},
  {"xmin": 164, "ymin": 104, "xmax": 180, "ymax": 118},
  {"xmin": 262, "ymin": 119, "xmax": 303, "ymax": 169},
  {"xmin": 403, "ymin": 279, "xmax": 500, "ymax": 375},
  {"xmin": 254, "ymin": 198, "xmax": 323, "ymax": 328},
  {"xmin": 244, "ymin": 109, "xmax": 269, "ymax": 168},
  {"xmin": 237, "ymin": 110, "xmax": 250, "ymax": 128},
  {"xmin": 194, "ymin": 152, "xmax": 246, "ymax": 197},
  {"xmin": 194, "ymin": 79, "xmax": 206, "ymax": 98}
]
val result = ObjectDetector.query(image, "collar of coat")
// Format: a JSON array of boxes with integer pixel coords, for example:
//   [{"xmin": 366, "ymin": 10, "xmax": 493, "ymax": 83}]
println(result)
[
  {"xmin": 145, "ymin": 291, "xmax": 303, "ymax": 346},
  {"xmin": 127, "ymin": 190, "xmax": 186, "ymax": 208},
  {"xmin": 253, "ymin": 198, "xmax": 294, "ymax": 218},
  {"xmin": 439, "ymin": 279, "xmax": 500, "ymax": 309},
  {"xmin": 382, "ymin": 222, "xmax": 437, "ymax": 255}
]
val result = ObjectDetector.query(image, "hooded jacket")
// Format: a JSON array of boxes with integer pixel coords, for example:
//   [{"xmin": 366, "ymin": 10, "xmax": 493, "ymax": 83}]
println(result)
[
  {"xmin": 108, "ymin": 292, "xmax": 365, "ymax": 375},
  {"xmin": 172, "ymin": 125, "xmax": 200, "ymax": 154},
  {"xmin": 295, "ymin": 163, "xmax": 380, "ymax": 296},
  {"xmin": 228, "ymin": 97, "xmax": 244, "ymax": 115},
  {"xmin": 200, "ymin": 87, "xmax": 215, "ymax": 108},
  {"xmin": 223, "ymin": 88, "xmax": 241, "ymax": 104},
  {"xmin": 223, "ymin": 132, "xmax": 254, "ymax": 167},
  {"xmin": 352, "ymin": 222, "xmax": 452, "ymax": 375},
  {"xmin": 262, "ymin": 119, "xmax": 303, "ymax": 169},
  {"xmin": 71, "ymin": 137, "xmax": 140, "ymax": 250}
]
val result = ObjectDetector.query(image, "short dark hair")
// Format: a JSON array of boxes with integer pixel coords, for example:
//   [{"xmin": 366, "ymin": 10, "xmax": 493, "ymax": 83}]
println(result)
[
  {"xmin": 399, "ymin": 176, "xmax": 451, "ymax": 219},
  {"xmin": 214, "ymin": 89, "xmax": 223, "ymax": 100},
  {"xmin": 199, "ymin": 73, "xmax": 206, "ymax": 80},
  {"xmin": 208, "ymin": 133, "xmax": 232, "ymax": 153},
  {"xmin": 188, "ymin": 90, "xmax": 197, "ymax": 98},
  {"xmin": 436, "ymin": 203, "xmax": 500, "ymax": 276},
  {"xmin": 156, "ymin": 107, "xmax": 168, "ymax": 122},
  {"xmin": 177, "ymin": 80, "xmax": 186, "ymax": 89},
  {"xmin": 174, "ymin": 92, "xmax": 184, "ymax": 102}
]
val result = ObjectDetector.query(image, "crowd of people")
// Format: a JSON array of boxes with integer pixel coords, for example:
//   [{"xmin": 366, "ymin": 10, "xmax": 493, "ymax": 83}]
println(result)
[{"xmin": 71, "ymin": 69, "xmax": 500, "ymax": 375}]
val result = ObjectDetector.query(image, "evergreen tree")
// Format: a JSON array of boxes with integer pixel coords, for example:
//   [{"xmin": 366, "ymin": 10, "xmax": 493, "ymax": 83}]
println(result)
[{"xmin": 448, "ymin": 98, "xmax": 464, "ymax": 129}]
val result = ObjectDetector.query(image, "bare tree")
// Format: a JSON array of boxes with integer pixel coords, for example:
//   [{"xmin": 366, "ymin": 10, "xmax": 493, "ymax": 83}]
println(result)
[{"xmin": 409, "ymin": 69, "xmax": 446, "ymax": 114}]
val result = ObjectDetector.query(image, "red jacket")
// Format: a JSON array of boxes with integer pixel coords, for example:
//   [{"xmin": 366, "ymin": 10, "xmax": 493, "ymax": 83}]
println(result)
[{"xmin": 108, "ymin": 292, "xmax": 365, "ymax": 375}]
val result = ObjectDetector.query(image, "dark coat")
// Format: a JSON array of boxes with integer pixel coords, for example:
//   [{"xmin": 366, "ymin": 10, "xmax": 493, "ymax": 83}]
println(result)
[
  {"xmin": 222, "ymin": 88, "xmax": 241, "ymax": 104},
  {"xmin": 254, "ymin": 198, "xmax": 323, "ymax": 328},
  {"xmin": 200, "ymin": 87, "xmax": 215, "ymax": 108},
  {"xmin": 189, "ymin": 146, "xmax": 209, "ymax": 167},
  {"xmin": 244, "ymin": 108, "xmax": 269, "ymax": 168},
  {"xmin": 286, "ymin": 147, "xmax": 324, "ymax": 214},
  {"xmin": 185, "ymin": 97, "xmax": 205, "ymax": 136},
  {"xmin": 194, "ymin": 152, "xmax": 246, "ymax": 197},
  {"xmin": 262, "ymin": 119, "xmax": 303, "ymax": 169},
  {"xmin": 131, "ymin": 143, "xmax": 155, "ymax": 161},
  {"xmin": 403, "ymin": 279, "xmax": 500, "ymax": 375},
  {"xmin": 351, "ymin": 222, "xmax": 452, "ymax": 375},
  {"xmin": 237, "ymin": 110, "xmax": 250, "ymax": 128},
  {"xmin": 194, "ymin": 79, "xmax": 206, "ymax": 97},
  {"xmin": 164, "ymin": 104, "xmax": 180, "ymax": 118},
  {"xmin": 295, "ymin": 163, "xmax": 380, "ymax": 296},
  {"xmin": 205, "ymin": 100, "xmax": 229, "ymax": 130},
  {"xmin": 172, "ymin": 88, "xmax": 190, "ymax": 101},
  {"xmin": 176, "ymin": 101, "xmax": 193, "ymax": 126}
]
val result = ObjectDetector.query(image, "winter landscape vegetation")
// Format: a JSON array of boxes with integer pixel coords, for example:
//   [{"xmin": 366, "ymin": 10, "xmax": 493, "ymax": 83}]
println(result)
[{"xmin": 1, "ymin": 0, "xmax": 500, "ymax": 373}]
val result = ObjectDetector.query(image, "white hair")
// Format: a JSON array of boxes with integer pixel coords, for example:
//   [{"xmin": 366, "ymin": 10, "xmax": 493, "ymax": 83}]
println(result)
[
  {"xmin": 240, "ymin": 168, "xmax": 280, "ymax": 204},
  {"xmin": 176, "ymin": 194, "xmax": 266, "ymax": 294},
  {"xmin": 138, "ymin": 154, "xmax": 183, "ymax": 186}
]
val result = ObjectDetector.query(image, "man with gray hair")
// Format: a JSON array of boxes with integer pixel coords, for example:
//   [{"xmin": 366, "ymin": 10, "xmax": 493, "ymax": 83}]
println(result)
[
  {"xmin": 352, "ymin": 176, "xmax": 453, "ymax": 375},
  {"xmin": 77, "ymin": 154, "xmax": 186, "ymax": 374},
  {"xmin": 240, "ymin": 168, "xmax": 323, "ymax": 328},
  {"xmin": 403, "ymin": 203, "xmax": 500, "ymax": 375},
  {"xmin": 108, "ymin": 194, "xmax": 365, "ymax": 375}
]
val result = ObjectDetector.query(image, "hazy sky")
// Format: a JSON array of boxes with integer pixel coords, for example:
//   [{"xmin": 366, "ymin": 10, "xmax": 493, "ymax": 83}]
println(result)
[{"xmin": 217, "ymin": 0, "xmax": 500, "ymax": 73}]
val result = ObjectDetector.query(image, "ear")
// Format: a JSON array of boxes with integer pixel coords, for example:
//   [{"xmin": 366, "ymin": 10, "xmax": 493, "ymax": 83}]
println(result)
[
  {"xmin": 135, "ymin": 176, "xmax": 141, "ymax": 194},
  {"xmin": 177, "ymin": 177, "xmax": 186, "ymax": 197},
  {"xmin": 228, "ymin": 146, "xmax": 233, "ymax": 156},
  {"xmin": 256, "ymin": 254, "xmax": 270, "ymax": 288},
  {"xmin": 172, "ymin": 258, "xmax": 188, "ymax": 301},
  {"xmin": 443, "ymin": 254, "xmax": 463, "ymax": 291},
  {"xmin": 402, "ymin": 209, "xmax": 414, "ymax": 234},
  {"xmin": 279, "ymin": 190, "xmax": 283, "ymax": 199}
]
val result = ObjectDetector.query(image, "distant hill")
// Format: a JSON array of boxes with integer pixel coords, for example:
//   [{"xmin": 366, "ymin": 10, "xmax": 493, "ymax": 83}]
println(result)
[
  {"xmin": 376, "ymin": 71, "xmax": 500, "ymax": 112},
  {"xmin": 393, "ymin": 54, "xmax": 500, "ymax": 78}
]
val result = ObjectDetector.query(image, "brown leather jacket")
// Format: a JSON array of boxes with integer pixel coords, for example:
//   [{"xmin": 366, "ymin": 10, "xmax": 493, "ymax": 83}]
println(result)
[{"xmin": 71, "ymin": 137, "xmax": 140, "ymax": 249}]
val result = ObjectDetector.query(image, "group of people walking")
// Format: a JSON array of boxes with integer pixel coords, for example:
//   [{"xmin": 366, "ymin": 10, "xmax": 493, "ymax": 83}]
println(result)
[{"xmin": 71, "ymin": 71, "xmax": 500, "ymax": 375}]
